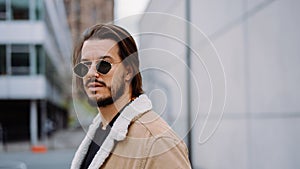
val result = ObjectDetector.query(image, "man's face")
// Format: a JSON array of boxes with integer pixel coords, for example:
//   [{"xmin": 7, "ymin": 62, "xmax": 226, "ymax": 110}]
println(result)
[{"xmin": 80, "ymin": 39, "xmax": 126, "ymax": 107}]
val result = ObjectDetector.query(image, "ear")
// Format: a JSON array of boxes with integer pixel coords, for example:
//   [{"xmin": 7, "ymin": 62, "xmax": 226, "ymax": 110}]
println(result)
[{"xmin": 124, "ymin": 65, "xmax": 133, "ymax": 82}]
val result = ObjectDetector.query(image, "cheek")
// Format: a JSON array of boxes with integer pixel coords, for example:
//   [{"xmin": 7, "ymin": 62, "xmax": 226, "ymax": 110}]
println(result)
[
  {"xmin": 113, "ymin": 66, "xmax": 127, "ymax": 81},
  {"xmin": 111, "ymin": 71, "xmax": 125, "ymax": 85},
  {"xmin": 82, "ymin": 78, "xmax": 89, "ymax": 88},
  {"xmin": 82, "ymin": 78, "xmax": 87, "ymax": 85}
]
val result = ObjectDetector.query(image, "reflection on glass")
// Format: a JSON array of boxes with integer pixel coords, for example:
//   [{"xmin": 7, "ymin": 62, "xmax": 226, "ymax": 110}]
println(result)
[
  {"xmin": 11, "ymin": 45, "xmax": 30, "ymax": 75},
  {"xmin": 35, "ymin": 44, "xmax": 45, "ymax": 74},
  {"xmin": 11, "ymin": 0, "xmax": 29, "ymax": 20},
  {"xmin": 0, "ymin": 0, "xmax": 6, "ymax": 20},
  {"xmin": 0, "ymin": 45, "xmax": 6, "ymax": 75},
  {"xmin": 35, "ymin": 0, "xmax": 43, "ymax": 20}
]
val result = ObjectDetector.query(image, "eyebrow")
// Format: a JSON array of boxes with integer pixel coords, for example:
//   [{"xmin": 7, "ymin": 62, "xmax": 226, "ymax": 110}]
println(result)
[{"xmin": 81, "ymin": 55, "xmax": 112, "ymax": 62}]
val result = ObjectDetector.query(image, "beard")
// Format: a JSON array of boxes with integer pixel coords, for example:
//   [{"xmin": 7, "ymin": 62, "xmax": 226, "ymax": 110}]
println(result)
[{"xmin": 86, "ymin": 77, "xmax": 125, "ymax": 107}]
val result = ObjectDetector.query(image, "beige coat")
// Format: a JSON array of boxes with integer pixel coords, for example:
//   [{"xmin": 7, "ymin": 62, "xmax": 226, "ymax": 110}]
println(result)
[{"xmin": 71, "ymin": 94, "xmax": 191, "ymax": 169}]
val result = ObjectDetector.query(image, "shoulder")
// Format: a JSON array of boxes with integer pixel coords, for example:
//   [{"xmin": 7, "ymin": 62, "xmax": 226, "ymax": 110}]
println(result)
[
  {"xmin": 111, "ymin": 110, "xmax": 191, "ymax": 168},
  {"xmin": 128, "ymin": 111, "xmax": 189, "ymax": 155},
  {"xmin": 128, "ymin": 110, "xmax": 177, "ymax": 139},
  {"xmin": 130, "ymin": 111, "xmax": 191, "ymax": 168}
]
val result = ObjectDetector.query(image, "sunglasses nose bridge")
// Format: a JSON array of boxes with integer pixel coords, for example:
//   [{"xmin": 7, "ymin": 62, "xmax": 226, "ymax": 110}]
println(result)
[{"xmin": 86, "ymin": 62, "xmax": 99, "ymax": 76}]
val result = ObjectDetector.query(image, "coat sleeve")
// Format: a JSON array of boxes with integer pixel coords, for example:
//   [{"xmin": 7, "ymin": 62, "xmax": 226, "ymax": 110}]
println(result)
[{"xmin": 143, "ymin": 137, "xmax": 192, "ymax": 169}]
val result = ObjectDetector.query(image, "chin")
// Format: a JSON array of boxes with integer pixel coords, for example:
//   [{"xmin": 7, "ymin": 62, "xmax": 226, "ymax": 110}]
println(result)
[
  {"xmin": 86, "ymin": 90, "xmax": 104, "ymax": 98},
  {"xmin": 89, "ymin": 94, "xmax": 106, "ymax": 101},
  {"xmin": 87, "ymin": 95, "xmax": 105, "ymax": 107}
]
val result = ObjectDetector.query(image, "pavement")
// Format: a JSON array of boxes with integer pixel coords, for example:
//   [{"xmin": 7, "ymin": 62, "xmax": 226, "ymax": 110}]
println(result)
[
  {"xmin": 0, "ymin": 128, "xmax": 86, "ymax": 169},
  {"xmin": 0, "ymin": 149, "xmax": 76, "ymax": 169}
]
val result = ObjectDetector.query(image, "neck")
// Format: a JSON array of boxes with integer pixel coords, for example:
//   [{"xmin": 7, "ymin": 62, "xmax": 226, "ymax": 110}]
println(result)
[{"xmin": 97, "ymin": 93, "xmax": 131, "ymax": 125}]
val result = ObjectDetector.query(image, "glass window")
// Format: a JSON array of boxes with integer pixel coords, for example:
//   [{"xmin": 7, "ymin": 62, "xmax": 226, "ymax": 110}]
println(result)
[
  {"xmin": 0, "ymin": 45, "xmax": 6, "ymax": 75},
  {"xmin": 0, "ymin": 0, "xmax": 6, "ymax": 20},
  {"xmin": 35, "ymin": 45, "xmax": 45, "ymax": 74},
  {"xmin": 35, "ymin": 0, "xmax": 43, "ymax": 20},
  {"xmin": 11, "ymin": 45, "xmax": 30, "ymax": 75},
  {"xmin": 45, "ymin": 53, "xmax": 63, "ymax": 93},
  {"xmin": 11, "ymin": 0, "xmax": 29, "ymax": 20}
]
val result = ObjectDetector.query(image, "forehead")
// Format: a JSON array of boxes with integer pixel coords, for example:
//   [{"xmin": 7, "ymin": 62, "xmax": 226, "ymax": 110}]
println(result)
[{"xmin": 81, "ymin": 39, "xmax": 120, "ymax": 61}]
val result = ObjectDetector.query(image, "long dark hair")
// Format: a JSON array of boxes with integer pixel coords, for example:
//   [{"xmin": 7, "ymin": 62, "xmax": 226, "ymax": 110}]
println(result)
[{"xmin": 73, "ymin": 24, "xmax": 144, "ymax": 98}]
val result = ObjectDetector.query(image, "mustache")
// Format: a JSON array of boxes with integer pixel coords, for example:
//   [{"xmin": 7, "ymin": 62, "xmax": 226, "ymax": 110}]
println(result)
[{"xmin": 85, "ymin": 77, "xmax": 106, "ymax": 87}]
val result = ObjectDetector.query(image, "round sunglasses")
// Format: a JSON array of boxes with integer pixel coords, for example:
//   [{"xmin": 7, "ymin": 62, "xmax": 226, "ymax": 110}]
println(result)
[{"xmin": 73, "ymin": 60, "xmax": 120, "ymax": 78}]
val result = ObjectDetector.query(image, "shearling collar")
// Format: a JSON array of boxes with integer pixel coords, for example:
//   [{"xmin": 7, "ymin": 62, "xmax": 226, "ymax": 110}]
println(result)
[{"xmin": 70, "ymin": 94, "xmax": 152, "ymax": 169}]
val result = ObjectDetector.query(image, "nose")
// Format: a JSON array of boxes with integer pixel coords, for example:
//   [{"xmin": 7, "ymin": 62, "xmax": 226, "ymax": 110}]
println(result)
[{"xmin": 86, "ymin": 62, "xmax": 99, "ymax": 78}]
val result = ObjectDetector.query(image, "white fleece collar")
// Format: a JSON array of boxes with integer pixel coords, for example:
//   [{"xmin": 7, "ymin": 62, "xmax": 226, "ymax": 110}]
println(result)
[{"xmin": 71, "ymin": 94, "xmax": 152, "ymax": 169}]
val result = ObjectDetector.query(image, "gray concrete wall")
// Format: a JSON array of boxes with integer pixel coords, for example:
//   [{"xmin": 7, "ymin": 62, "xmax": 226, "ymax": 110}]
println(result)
[{"xmin": 140, "ymin": 0, "xmax": 300, "ymax": 168}]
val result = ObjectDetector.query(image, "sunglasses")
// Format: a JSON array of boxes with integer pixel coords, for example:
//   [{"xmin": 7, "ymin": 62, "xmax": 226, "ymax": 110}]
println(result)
[{"xmin": 73, "ymin": 60, "xmax": 120, "ymax": 78}]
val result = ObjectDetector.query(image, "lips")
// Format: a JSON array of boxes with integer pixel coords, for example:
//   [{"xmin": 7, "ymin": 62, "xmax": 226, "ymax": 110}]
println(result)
[
  {"xmin": 87, "ymin": 82, "xmax": 104, "ymax": 88},
  {"xmin": 86, "ymin": 82, "xmax": 106, "ymax": 92}
]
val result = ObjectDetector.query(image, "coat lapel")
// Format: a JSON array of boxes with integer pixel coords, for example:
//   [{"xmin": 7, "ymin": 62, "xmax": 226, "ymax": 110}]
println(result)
[{"xmin": 71, "ymin": 94, "xmax": 152, "ymax": 169}]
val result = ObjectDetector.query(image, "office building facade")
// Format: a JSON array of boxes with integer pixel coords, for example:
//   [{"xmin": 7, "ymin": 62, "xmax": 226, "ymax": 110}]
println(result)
[{"xmin": 0, "ymin": 0, "xmax": 72, "ymax": 145}]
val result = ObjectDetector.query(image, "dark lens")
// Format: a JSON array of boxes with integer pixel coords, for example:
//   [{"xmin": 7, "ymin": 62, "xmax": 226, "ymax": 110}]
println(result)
[
  {"xmin": 74, "ymin": 63, "xmax": 89, "ymax": 77},
  {"xmin": 97, "ymin": 61, "xmax": 111, "ymax": 74}
]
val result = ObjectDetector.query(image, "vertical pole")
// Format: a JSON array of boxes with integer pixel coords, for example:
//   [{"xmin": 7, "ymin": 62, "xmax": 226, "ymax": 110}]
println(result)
[
  {"xmin": 40, "ymin": 100, "xmax": 47, "ymax": 140},
  {"xmin": 30, "ymin": 100, "xmax": 38, "ymax": 145},
  {"xmin": 29, "ymin": 0, "xmax": 35, "ymax": 20},
  {"xmin": 6, "ymin": 44, "xmax": 11, "ymax": 75},
  {"xmin": 185, "ymin": 0, "xmax": 193, "ymax": 166},
  {"xmin": 6, "ymin": 0, "xmax": 11, "ymax": 20},
  {"xmin": 30, "ymin": 44, "xmax": 36, "ymax": 75},
  {"xmin": 242, "ymin": 1, "xmax": 252, "ymax": 169}
]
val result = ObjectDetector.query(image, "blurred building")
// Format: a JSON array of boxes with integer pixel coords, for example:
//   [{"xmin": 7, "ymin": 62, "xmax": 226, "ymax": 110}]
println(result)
[
  {"xmin": 0, "ymin": 0, "xmax": 72, "ymax": 145},
  {"xmin": 140, "ymin": 0, "xmax": 300, "ymax": 169},
  {"xmin": 63, "ymin": 0, "xmax": 114, "ymax": 41}
]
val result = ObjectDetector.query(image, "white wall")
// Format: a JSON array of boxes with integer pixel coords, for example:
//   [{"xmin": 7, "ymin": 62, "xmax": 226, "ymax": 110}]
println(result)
[{"xmin": 0, "ymin": 76, "xmax": 63, "ymax": 105}]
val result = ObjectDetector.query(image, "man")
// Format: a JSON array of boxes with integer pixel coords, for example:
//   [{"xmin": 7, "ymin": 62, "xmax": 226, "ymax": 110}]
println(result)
[{"xmin": 71, "ymin": 24, "xmax": 191, "ymax": 169}]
